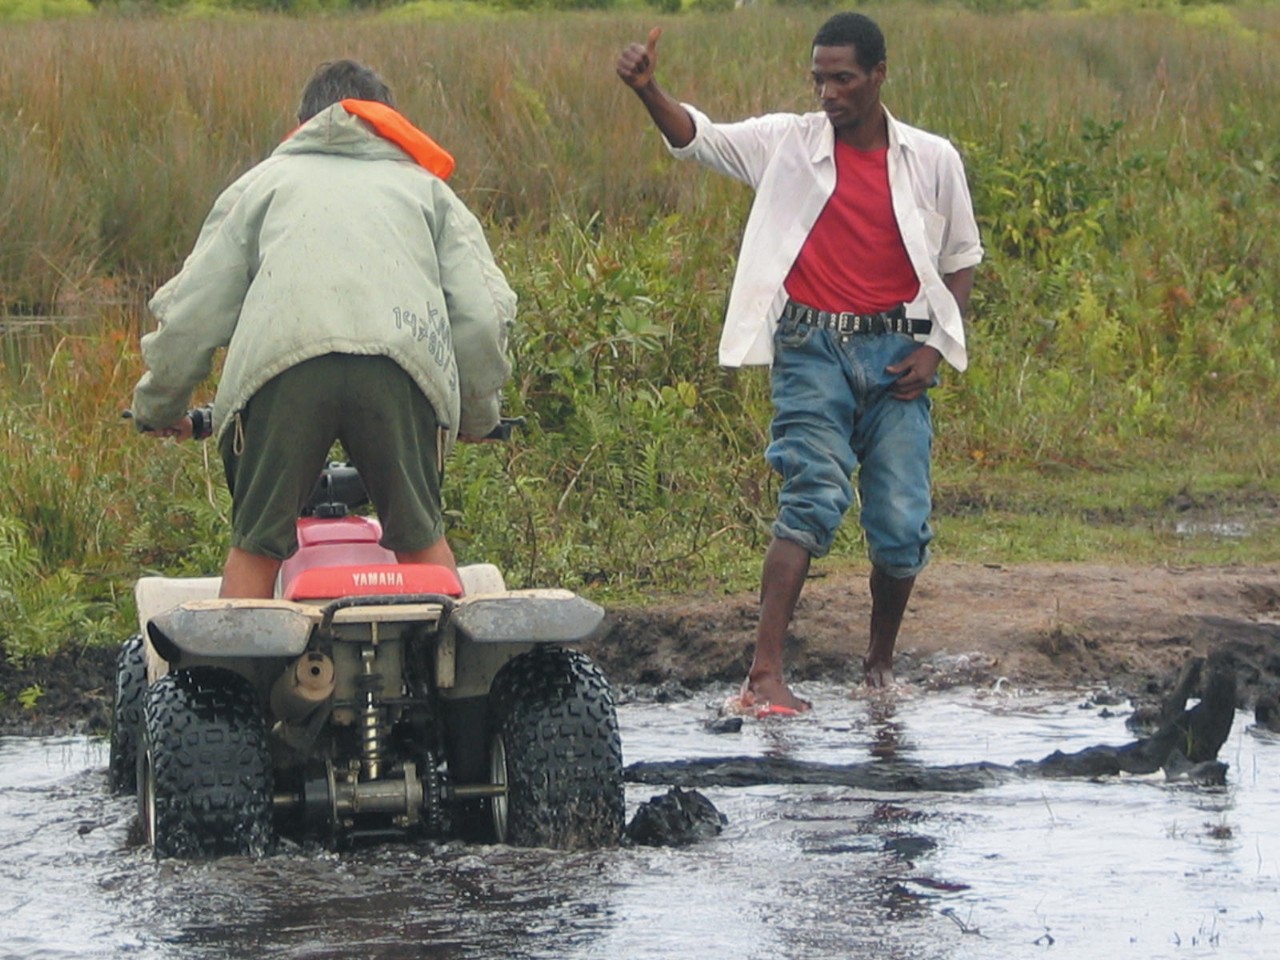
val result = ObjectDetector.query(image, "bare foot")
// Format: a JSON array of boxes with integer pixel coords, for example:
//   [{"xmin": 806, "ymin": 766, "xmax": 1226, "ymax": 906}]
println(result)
[
  {"xmin": 863, "ymin": 658, "xmax": 896, "ymax": 689},
  {"xmin": 737, "ymin": 674, "xmax": 812, "ymax": 714}
]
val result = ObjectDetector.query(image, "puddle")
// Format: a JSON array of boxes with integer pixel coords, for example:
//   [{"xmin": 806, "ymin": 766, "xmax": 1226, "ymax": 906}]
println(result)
[
  {"xmin": 0, "ymin": 688, "xmax": 1276, "ymax": 959},
  {"xmin": 1174, "ymin": 519, "xmax": 1254, "ymax": 539},
  {"xmin": 1169, "ymin": 499, "xmax": 1280, "ymax": 542}
]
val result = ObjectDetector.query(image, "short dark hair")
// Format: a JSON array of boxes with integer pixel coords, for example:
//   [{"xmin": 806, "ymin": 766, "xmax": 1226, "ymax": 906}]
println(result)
[
  {"xmin": 813, "ymin": 13, "xmax": 886, "ymax": 73},
  {"xmin": 297, "ymin": 60, "xmax": 395, "ymax": 124}
]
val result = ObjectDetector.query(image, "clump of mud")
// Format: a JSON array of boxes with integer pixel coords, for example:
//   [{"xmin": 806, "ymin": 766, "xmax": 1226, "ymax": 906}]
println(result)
[{"xmin": 625, "ymin": 786, "xmax": 726, "ymax": 847}]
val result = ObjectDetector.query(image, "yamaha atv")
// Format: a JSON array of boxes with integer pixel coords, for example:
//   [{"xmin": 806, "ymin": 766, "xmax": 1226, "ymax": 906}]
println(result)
[{"xmin": 108, "ymin": 449, "xmax": 624, "ymax": 858}]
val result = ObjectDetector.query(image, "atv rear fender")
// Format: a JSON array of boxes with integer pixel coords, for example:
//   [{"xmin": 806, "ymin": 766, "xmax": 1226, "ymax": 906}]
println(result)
[
  {"xmin": 436, "ymin": 590, "xmax": 606, "ymax": 698},
  {"xmin": 450, "ymin": 590, "xmax": 605, "ymax": 645},
  {"xmin": 138, "ymin": 574, "xmax": 602, "ymax": 658},
  {"xmin": 146, "ymin": 599, "xmax": 320, "ymax": 663}
]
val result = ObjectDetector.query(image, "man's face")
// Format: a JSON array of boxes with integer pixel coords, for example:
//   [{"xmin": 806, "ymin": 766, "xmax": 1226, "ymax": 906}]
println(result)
[{"xmin": 811, "ymin": 45, "xmax": 885, "ymax": 136}]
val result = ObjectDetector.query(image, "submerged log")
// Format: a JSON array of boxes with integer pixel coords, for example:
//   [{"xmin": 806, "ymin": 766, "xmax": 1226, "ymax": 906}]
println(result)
[
  {"xmin": 624, "ymin": 654, "xmax": 1237, "ymax": 791},
  {"xmin": 625, "ymin": 757, "xmax": 1013, "ymax": 792}
]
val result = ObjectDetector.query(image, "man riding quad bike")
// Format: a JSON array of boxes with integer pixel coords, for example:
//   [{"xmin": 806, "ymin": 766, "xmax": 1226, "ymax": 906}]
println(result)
[
  {"xmin": 114, "ymin": 59, "xmax": 623, "ymax": 856},
  {"xmin": 109, "ymin": 457, "xmax": 625, "ymax": 857}
]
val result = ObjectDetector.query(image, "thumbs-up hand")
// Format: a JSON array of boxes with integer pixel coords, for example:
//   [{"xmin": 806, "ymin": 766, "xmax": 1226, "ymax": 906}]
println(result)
[{"xmin": 616, "ymin": 27, "xmax": 662, "ymax": 90}]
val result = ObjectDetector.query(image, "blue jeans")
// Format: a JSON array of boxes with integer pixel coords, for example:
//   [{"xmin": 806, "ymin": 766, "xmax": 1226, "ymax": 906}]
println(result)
[{"xmin": 766, "ymin": 319, "xmax": 934, "ymax": 577}]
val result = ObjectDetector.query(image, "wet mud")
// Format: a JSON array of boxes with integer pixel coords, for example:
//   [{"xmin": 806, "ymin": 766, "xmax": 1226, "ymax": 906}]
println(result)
[
  {"xmin": 3, "ymin": 563, "xmax": 1280, "ymax": 740},
  {"xmin": 624, "ymin": 786, "xmax": 726, "ymax": 847}
]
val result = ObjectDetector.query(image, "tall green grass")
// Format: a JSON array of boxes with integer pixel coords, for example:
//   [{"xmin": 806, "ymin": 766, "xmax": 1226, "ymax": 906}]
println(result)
[{"xmin": 1, "ymin": 7, "xmax": 1279, "ymax": 661}]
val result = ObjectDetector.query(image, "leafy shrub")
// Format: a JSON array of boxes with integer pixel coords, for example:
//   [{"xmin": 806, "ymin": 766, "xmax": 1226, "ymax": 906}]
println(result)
[{"xmin": 0, "ymin": 517, "xmax": 103, "ymax": 665}]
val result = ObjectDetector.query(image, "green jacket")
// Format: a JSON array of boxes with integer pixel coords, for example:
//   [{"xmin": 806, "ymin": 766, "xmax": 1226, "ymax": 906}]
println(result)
[{"xmin": 132, "ymin": 104, "xmax": 514, "ymax": 447}]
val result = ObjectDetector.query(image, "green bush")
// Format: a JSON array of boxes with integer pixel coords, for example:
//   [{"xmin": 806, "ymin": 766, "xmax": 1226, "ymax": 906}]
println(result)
[{"xmin": 0, "ymin": 517, "xmax": 103, "ymax": 665}]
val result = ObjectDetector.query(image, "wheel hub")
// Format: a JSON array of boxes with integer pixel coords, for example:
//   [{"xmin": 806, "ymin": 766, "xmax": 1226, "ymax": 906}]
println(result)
[{"xmin": 488, "ymin": 733, "xmax": 509, "ymax": 843}]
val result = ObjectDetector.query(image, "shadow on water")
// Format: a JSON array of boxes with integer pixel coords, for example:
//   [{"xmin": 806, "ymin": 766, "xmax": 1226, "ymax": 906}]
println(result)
[{"xmin": 1, "ymin": 687, "xmax": 1278, "ymax": 959}]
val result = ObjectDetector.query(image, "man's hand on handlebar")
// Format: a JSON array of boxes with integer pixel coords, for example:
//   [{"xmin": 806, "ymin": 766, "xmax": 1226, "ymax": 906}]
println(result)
[
  {"xmin": 462, "ymin": 416, "xmax": 526, "ymax": 443},
  {"xmin": 141, "ymin": 415, "xmax": 195, "ymax": 441},
  {"xmin": 124, "ymin": 405, "xmax": 212, "ymax": 441}
]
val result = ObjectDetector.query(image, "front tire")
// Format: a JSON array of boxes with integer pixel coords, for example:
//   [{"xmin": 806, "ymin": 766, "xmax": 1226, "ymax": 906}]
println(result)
[
  {"xmin": 139, "ymin": 667, "xmax": 275, "ymax": 858},
  {"xmin": 487, "ymin": 647, "xmax": 624, "ymax": 849},
  {"xmin": 108, "ymin": 634, "xmax": 147, "ymax": 795}
]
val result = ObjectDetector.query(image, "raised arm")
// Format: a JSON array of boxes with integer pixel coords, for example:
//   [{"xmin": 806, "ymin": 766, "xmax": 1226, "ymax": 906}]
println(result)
[{"xmin": 616, "ymin": 27, "xmax": 696, "ymax": 149}]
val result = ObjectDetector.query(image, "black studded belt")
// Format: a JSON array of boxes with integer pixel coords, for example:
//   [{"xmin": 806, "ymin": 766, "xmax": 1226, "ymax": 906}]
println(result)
[{"xmin": 780, "ymin": 300, "xmax": 931, "ymax": 337}]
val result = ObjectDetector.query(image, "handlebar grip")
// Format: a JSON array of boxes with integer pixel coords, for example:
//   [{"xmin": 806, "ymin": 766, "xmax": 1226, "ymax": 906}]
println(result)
[
  {"xmin": 121, "ymin": 407, "xmax": 212, "ymax": 439},
  {"xmin": 483, "ymin": 416, "xmax": 526, "ymax": 442}
]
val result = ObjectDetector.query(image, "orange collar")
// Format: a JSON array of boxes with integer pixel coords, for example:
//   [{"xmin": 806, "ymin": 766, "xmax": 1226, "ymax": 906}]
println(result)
[{"xmin": 339, "ymin": 99, "xmax": 455, "ymax": 180}]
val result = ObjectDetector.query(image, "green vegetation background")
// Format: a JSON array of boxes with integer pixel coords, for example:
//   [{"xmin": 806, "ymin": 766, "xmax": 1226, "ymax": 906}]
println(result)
[{"xmin": 1, "ymin": 3, "xmax": 1278, "ymax": 666}]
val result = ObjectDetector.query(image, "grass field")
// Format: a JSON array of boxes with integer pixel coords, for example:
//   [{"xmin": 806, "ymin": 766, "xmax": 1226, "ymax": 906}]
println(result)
[{"xmin": 1, "ymin": 5, "xmax": 1278, "ymax": 664}]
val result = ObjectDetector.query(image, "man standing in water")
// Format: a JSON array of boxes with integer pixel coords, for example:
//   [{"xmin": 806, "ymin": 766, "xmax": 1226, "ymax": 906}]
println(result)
[{"xmin": 616, "ymin": 13, "xmax": 982, "ymax": 710}]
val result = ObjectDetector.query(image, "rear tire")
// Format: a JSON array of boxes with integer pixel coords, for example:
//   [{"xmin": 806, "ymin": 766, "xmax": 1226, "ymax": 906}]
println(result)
[
  {"xmin": 108, "ymin": 634, "xmax": 147, "ymax": 795},
  {"xmin": 139, "ymin": 667, "xmax": 275, "ymax": 858},
  {"xmin": 487, "ymin": 647, "xmax": 624, "ymax": 849}
]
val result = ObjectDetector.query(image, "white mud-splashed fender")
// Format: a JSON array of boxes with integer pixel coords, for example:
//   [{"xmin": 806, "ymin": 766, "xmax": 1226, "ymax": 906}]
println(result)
[
  {"xmin": 437, "ymin": 589, "xmax": 606, "ymax": 698},
  {"xmin": 450, "ymin": 590, "xmax": 605, "ymax": 644},
  {"xmin": 145, "ymin": 599, "xmax": 320, "ymax": 663},
  {"xmin": 134, "ymin": 576, "xmax": 222, "ymax": 682}
]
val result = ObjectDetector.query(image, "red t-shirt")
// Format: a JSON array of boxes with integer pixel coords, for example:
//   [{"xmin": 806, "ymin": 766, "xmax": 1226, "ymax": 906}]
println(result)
[{"xmin": 784, "ymin": 142, "xmax": 920, "ymax": 314}]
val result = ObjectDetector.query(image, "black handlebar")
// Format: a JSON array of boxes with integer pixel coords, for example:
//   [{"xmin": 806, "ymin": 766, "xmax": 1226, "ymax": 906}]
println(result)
[
  {"xmin": 482, "ymin": 416, "xmax": 526, "ymax": 442},
  {"xmin": 120, "ymin": 406, "xmax": 212, "ymax": 439}
]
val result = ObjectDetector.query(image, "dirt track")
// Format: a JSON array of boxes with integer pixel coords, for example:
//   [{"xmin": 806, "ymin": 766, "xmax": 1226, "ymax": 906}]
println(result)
[{"xmin": 2, "ymin": 562, "xmax": 1279, "ymax": 736}]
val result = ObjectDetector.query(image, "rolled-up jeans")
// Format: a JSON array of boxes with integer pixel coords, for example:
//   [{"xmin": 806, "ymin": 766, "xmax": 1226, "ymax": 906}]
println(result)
[{"xmin": 766, "ymin": 317, "xmax": 934, "ymax": 578}]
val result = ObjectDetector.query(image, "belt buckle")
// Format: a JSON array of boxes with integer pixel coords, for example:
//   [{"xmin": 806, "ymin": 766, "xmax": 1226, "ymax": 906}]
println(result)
[{"xmin": 834, "ymin": 312, "xmax": 858, "ymax": 335}]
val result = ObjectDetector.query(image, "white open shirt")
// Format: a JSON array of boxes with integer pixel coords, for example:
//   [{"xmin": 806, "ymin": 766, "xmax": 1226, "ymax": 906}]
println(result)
[{"xmin": 668, "ymin": 103, "xmax": 984, "ymax": 371}]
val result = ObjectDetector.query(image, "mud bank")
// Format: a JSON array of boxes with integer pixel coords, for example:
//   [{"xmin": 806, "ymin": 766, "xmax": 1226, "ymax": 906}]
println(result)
[
  {"xmin": 593, "ymin": 562, "xmax": 1280, "ymax": 705},
  {"xmin": 2, "ymin": 562, "xmax": 1279, "ymax": 736}
]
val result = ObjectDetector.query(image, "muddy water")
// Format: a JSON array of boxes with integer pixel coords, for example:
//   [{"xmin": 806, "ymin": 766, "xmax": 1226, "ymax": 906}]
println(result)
[{"xmin": 1, "ymin": 688, "xmax": 1277, "ymax": 959}]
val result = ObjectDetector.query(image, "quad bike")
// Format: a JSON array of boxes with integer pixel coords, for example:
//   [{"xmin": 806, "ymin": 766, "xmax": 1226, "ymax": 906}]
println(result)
[{"xmin": 109, "ymin": 433, "xmax": 624, "ymax": 858}]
